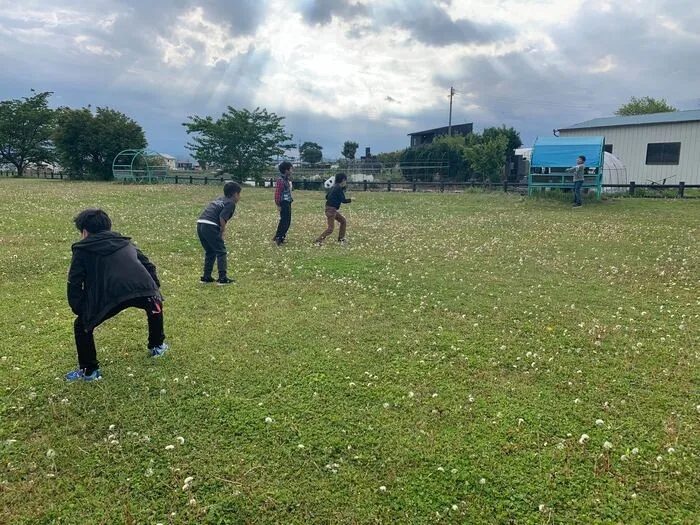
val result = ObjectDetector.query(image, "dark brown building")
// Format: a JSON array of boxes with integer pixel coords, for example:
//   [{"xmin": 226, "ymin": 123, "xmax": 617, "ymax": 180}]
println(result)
[{"xmin": 408, "ymin": 123, "xmax": 473, "ymax": 147}]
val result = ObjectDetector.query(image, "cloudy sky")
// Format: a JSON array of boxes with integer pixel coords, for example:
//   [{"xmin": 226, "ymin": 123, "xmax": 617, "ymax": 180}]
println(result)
[{"xmin": 1, "ymin": 0, "xmax": 699, "ymax": 159}]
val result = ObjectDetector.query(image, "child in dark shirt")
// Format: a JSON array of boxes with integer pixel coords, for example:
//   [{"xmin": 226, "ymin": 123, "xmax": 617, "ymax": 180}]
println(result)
[
  {"xmin": 314, "ymin": 173, "xmax": 352, "ymax": 246},
  {"xmin": 197, "ymin": 181, "xmax": 241, "ymax": 284}
]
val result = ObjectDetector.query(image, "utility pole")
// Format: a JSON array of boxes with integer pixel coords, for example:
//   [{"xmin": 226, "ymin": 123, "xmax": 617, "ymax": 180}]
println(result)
[{"xmin": 448, "ymin": 86, "xmax": 456, "ymax": 136}]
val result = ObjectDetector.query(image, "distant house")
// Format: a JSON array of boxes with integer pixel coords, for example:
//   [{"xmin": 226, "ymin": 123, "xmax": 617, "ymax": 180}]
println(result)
[
  {"xmin": 176, "ymin": 160, "xmax": 194, "ymax": 170},
  {"xmin": 558, "ymin": 109, "xmax": 700, "ymax": 185},
  {"xmin": 159, "ymin": 153, "xmax": 177, "ymax": 170},
  {"xmin": 408, "ymin": 123, "xmax": 473, "ymax": 147}
]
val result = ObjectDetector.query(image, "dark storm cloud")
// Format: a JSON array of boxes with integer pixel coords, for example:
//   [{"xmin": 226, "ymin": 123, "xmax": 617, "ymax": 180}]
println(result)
[
  {"xmin": 297, "ymin": 0, "xmax": 368, "ymax": 25},
  {"xmin": 382, "ymin": 2, "xmax": 513, "ymax": 47}
]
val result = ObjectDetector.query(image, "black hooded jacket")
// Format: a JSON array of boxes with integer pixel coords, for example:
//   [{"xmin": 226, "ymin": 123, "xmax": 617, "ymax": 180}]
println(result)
[{"xmin": 67, "ymin": 231, "xmax": 161, "ymax": 331}]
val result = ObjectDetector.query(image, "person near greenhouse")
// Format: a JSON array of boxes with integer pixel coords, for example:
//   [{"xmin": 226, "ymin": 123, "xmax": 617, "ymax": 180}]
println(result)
[{"xmin": 566, "ymin": 155, "xmax": 586, "ymax": 207}]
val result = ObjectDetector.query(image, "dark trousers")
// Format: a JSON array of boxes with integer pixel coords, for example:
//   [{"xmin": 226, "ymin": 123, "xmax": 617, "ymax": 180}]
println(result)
[
  {"xmin": 197, "ymin": 223, "xmax": 227, "ymax": 280},
  {"xmin": 74, "ymin": 296, "xmax": 165, "ymax": 373},
  {"xmin": 274, "ymin": 201, "xmax": 292, "ymax": 241},
  {"xmin": 315, "ymin": 206, "xmax": 346, "ymax": 242},
  {"xmin": 573, "ymin": 180, "xmax": 583, "ymax": 206}
]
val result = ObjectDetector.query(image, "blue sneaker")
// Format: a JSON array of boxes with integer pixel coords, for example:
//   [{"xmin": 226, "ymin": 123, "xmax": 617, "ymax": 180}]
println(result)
[
  {"xmin": 83, "ymin": 369, "xmax": 102, "ymax": 382},
  {"xmin": 65, "ymin": 369, "xmax": 102, "ymax": 381},
  {"xmin": 65, "ymin": 369, "xmax": 85, "ymax": 381},
  {"xmin": 150, "ymin": 343, "xmax": 169, "ymax": 357}
]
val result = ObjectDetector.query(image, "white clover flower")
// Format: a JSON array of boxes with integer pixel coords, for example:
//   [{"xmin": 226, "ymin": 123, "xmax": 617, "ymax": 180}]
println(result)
[
  {"xmin": 61, "ymin": 398, "xmax": 69, "ymax": 405},
  {"xmin": 188, "ymin": 498, "xmax": 196, "ymax": 506},
  {"xmin": 451, "ymin": 504, "xmax": 458, "ymax": 511},
  {"xmin": 578, "ymin": 434, "xmax": 590, "ymax": 444},
  {"xmin": 160, "ymin": 389, "xmax": 167, "ymax": 395},
  {"xmin": 110, "ymin": 439, "xmax": 119, "ymax": 446},
  {"xmin": 517, "ymin": 418, "xmax": 524, "ymax": 426},
  {"xmin": 468, "ymin": 396, "xmax": 475, "ymax": 403},
  {"xmin": 479, "ymin": 478, "xmax": 486, "ymax": 485},
  {"xmin": 696, "ymin": 405, "xmax": 700, "ymax": 413},
  {"xmin": 382, "ymin": 403, "xmax": 390, "ymax": 409},
  {"xmin": 297, "ymin": 444, "xmax": 305, "ymax": 449},
  {"xmin": 451, "ymin": 468, "xmax": 457, "ymax": 474},
  {"xmin": 109, "ymin": 424, "xmax": 116, "ymax": 431},
  {"xmin": 437, "ymin": 466, "xmax": 445, "ymax": 472},
  {"xmin": 603, "ymin": 441, "xmax": 613, "ymax": 450},
  {"xmin": 379, "ymin": 486, "xmax": 387, "ymax": 492},
  {"xmin": 620, "ymin": 455, "xmax": 628, "ymax": 461},
  {"xmin": 264, "ymin": 417, "xmax": 273, "ymax": 423},
  {"xmin": 538, "ymin": 504, "xmax": 546, "ymax": 512},
  {"xmin": 46, "ymin": 449, "xmax": 56, "ymax": 459},
  {"xmin": 573, "ymin": 398, "xmax": 581, "ymax": 404},
  {"xmin": 184, "ymin": 476, "xmax": 194, "ymax": 484},
  {"xmin": 431, "ymin": 393, "xmax": 438, "ymax": 398},
  {"xmin": 631, "ymin": 493, "xmax": 637, "ymax": 499},
  {"xmin": 556, "ymin": 442, "xmax": 565, "ymax": 450},
  {"xmin": 595, "ymin": 419, "xmax": 604, "ymax": 426},
  {"xmin": 407, "ymin": 391, "xmax": 414, "ymax": 398},
  {"xmin": 667, "ymin": 447, "xmax": 675, "ymax": 455},
  {"xmin": 656, "ymin": 455, "xmax": 663, "ymax": 462},
  {"xmin": 176, "ymin": 436, "xmax": 185, "ymax": 445},
  {"xmin": 165, "ymin": 445, "xmax": 175, "ymax": 451},
  {"xmin": 5, "ymin": 439, "xmax": 17, "ymax": 445},
  {"xmin": 631, "ymin": 447, "xmax": 639, "ymax": 456},
  {"xmin": 145, "ymin": 468, "xmax": 154, "ymax": 477}
]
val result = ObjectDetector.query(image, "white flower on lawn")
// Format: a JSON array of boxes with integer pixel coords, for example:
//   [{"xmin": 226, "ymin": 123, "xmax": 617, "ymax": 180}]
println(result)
[
  {"xmin": 667, "ymin": 447, "xmax": 675, "ymax": 455},
  {"xmin": 603, "ymin": 441, "xmax": 613, "ymax": 450},
  {"xmin": 46, "ymin": 449, "xmax": 56, "ymax": 458},
  {"xmin": 656, "ymin": 455, "xmax": 663, "ymax": 462},
  {"xmin": 165, "ymin": 445, "xmax": 175, "ymax": 451},
  {"xmin": 479, "ymin": 478, "xmax": 486, "ymax": 485},
  {"xmin": 432, "ymin": 393, "xmax": 438, "ymax": 398},
  {"xmin": 176, "ymin": 436, "xmax": 185, "ymax": 445},
  {"xmin": 109, "ymin": 424, "xmax": 116, "ymax": 431},
  {"xmin": 578, "ymin": 434, "xmax": 590, "ymax": 444},
  {"xmin": 631, "ymin": 493, "xmax": 637, "ymax": 499},
  {"xmin": 407, "ymin": 391, "xmax": 414, "ymax": 398},
  {"xmin": 620, "ymin": 455, "xmax": 628, "ymax": 461},
  {"xmin": 188, "ymin": 498, "xmax": 196, "ymax": 506},
  {"xmin": 451, "ymin": 504, "xmax": 458, "ymax": 511},
  {"xmin": 382, "ymin": 403, "xmax": 390, "ymax": 409},
  {"xmin": 264, "ymin": 417, "xmax": 273, "ymax": 423},
  {"xmin": 145, "ymin": 468, "xmax": 154, "ymax": 477},
  {"xmin": 517, "ymin": 418, "xmax": 524, "ymax": 426},
  {"xmin": 595, "ymin": 419, "xmax": 604, "ymax": 426},
  {"xmin": 437, "ymin": 467, "xmax": 445, "ymax": 472},
  {"xmin": 297, "ymin": 444, "xmax": 305, "ymax": 449},
  {"xmin": 631, "ymin": 447, "xmax": 639, "ymax": 455},
  {"xmin": 539, "ymin": 504, "xmax": 546, "ymax": 512},
  {"xmin": 379, "ymin": 486, "xmax": 387, "ymax": 492}
]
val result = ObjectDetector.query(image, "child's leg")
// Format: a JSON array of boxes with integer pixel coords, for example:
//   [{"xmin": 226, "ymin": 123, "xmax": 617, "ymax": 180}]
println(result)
[
  {"xmin": 279, "ymin": 202, "xmax": 292, "ymax": 240},
  {"xmin": 133, "ymin": 296, "xmax": 165, "ymax": 349},
  {"xmin": 197, "ymin": 224, "xmax": 216, "ymax": 279},
  {"xmin": 74, "ymin": 316, "xmax": 99, "ymax": 373},
  {"xmin": 336, "ymin": 211, "xmax": 347, "ymax": 240},
  {"xmin": 315, "ymin": 207, "xmax": 336, "ymax": 242}
]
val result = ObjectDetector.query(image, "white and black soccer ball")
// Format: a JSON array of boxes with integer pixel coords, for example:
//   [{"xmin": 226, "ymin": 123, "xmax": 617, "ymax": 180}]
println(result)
[{"xmin": 324, "ymin": 175, "xmax": 335, "ymax": 189}]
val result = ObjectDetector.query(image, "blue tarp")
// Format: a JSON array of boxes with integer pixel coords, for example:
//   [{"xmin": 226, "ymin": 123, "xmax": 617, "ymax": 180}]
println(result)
[{"xmin": 531, "ymin": 136, "xmax": 605, "ymax": 168}]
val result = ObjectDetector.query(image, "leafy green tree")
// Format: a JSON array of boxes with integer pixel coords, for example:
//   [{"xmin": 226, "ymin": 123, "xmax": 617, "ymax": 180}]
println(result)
[
  {"xmin": 54, "ymin": 106, "xmax": 146, "ymax": 180},
  {"xmin": 482, "ymin": 125, "xmax": 522, "ymax": 154},
  {"xmin": 0, "ymin": 91, "xmax": 55, "ymax": 177},
  {"xmin": 341, "ymin": 140, "xmax": 359, "ymax": 160},
  {"xmin": 299, "ymin": 141, "xmax": 323, "ymax": 164},
  {"xmin": 615, "ymin": 96, "xmax": 677, "ymax": 116},
  {"xmin": 183, "ymin": 107, "xmax": 293, "ymax": 181},
  {"xmin": 463, "ymin": 135, "xmax": 508, "ymax": 182}
]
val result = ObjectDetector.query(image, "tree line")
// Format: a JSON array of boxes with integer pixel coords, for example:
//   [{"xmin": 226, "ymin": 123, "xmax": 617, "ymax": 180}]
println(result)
[{"xmin": 0, "ymin": 90, "xmax": 676, "ymax": 180}]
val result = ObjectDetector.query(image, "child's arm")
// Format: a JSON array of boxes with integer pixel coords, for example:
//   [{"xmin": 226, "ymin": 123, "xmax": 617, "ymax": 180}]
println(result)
[
  {"xmin": 67, "ymin": 252, "xmax": 86, "ymax": 315},
  {"xmin": 342, "ymin": 188, "xmax": 351, "ymax": 204},
  {"xmin": 274, "ymin": 179, "xmax": 282, "ymax": 207},
  {"xmin": 136, "ymin": 248, "xmax": 161, "ymax": 287}
]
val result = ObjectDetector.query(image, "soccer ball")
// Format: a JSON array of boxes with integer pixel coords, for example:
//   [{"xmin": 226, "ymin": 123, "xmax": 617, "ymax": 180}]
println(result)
[{"xmin": 324, "ymin": 176, "xmax": 335, "ymax": 189}]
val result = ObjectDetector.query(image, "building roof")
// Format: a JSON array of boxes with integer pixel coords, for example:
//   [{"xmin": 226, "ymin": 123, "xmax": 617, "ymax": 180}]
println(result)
[
  {"xmin": 160, "ymin": 153, "xmax": 176, "ymax": 159},
  {"xmin": 562, "ymin": 109, "xmax": 700, "ymax": 130},
  {"xmin": 408, "ymin": 123, "xmax": 472, "ymax": 136}
]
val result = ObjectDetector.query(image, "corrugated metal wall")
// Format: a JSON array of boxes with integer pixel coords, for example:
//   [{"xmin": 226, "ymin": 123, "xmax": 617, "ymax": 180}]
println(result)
[{"xmin": 559, "ymin": 122, "xmax": 700, "ymax": 184}]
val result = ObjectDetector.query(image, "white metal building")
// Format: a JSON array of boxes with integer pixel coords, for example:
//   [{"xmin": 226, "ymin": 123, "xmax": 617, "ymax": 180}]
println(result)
[{"xmin": 558, "ymin": 109, "xmax": 700, "ymax": 185}]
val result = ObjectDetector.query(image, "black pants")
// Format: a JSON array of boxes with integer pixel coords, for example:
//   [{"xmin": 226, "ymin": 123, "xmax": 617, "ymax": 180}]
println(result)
[
  {"xmin": 197, "ymin": 223, "xmax": 227, "ymax": 280},
  {"xmin": 274, "ymin": 201, "xmax": 292, "ymax": 241},
  {"xmin": 74, "ymin": 296, "xmax": 165, "ymax": 374}
]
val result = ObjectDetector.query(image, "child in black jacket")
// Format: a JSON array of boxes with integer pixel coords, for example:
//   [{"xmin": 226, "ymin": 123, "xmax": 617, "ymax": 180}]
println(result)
[
  {"xmin": 314, "ymin": 172, "xmax": 352, "ymax": 246},
  {"xmin": 66, "ymin": 209, "xmax": 166, "ymax": 381}
]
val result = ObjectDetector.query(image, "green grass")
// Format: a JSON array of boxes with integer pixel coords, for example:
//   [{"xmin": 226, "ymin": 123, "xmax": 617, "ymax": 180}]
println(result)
[{"xmin": 1, "ymin": 179, "xmax": 698, "ymax": 524}]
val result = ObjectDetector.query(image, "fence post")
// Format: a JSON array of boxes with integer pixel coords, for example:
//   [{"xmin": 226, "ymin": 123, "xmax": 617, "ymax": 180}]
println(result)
[
  {"xmin": 412, "ymin": 180, "xmax": 417, "ymax": 192},
  {"xmin": 503, "ymin": 179, "xmax": 508, "ymax": 192},
  {"xmin": 60, "ymin": 172, "xmax": 63, "ymax": 180},
  {"xmin": 189, "ymin": 175, "xmax": 193, "ymax": 184},
  {"xmin": 364, "ymin": 180, "xmax": 368, "ymax": 191},
  {"xmin": 678, "ymin": 181, "xmax": 685, "ymax": 198},
  {"xmin": 629, "ymin": 181, "xmax": 635, "ymax": 195},
  {"xmin": 440, "ymin": 180, "xmax": 445, "ymax": 193},
  {"xmin": 175, "ymin": 174, "xmax": 179, "ymax": 184},
  {"xmin": 204, "ymin": 176, "xmax": 208, "ymax": 185},
  {"xmin": 387, "ymin": 180, "xmax": 391, "ymax": 192},
  {"xmin": 220, "ymin": 176, "xmax": 224, "ymax": 183}
]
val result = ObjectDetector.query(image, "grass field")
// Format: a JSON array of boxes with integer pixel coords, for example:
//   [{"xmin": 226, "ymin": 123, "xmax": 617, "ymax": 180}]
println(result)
[{"xmin": 1, "ymin": 179, "xmax": 698, "ymax": 524}]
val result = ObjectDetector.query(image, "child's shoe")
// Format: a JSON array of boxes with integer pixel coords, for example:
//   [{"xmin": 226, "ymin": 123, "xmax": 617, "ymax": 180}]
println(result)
[
  {"xmin": 199, "ymin": 276, "xmax": 215, "ymax": 284},
  {"xmin": 217, "ymin": 277, "xmax": 235, "ymax": 286},
  {"xmin": 337, "ymin": 238, "xmax": 347, "ymax": 246},
  {"xmin": 83, "ymin": 369, "xmax": 102, "ymax": 382},
  {"xmin": 150, "ymin": 343, "xmax": 169, "ymax": 357},
  {"xmin": 313, "ymin": 240, "xmax": 322, "ymax": 247},
  {"xmin": 66, "ymin": 369, "xmax": 102, "ymax": 381}
]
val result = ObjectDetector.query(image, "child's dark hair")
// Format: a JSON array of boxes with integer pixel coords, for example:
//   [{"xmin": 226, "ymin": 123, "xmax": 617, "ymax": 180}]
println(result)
[
  {"xmin": 279, "ymin": 161, "xmax": 293, "ymax": 173},
  {"xmin": 335, "ymin": 172, "xmax": 347, "ymax": 184},
  {"xmin": 578, "ymin": 155, "xmax": 586, "ymax": 162},
  {"xmin": 224, "ymin": 181, "xmax": 241, "ymax": 197},
  {"xmin": 74, "ymin": 209, "xmax": 112, "ymax": 234}
]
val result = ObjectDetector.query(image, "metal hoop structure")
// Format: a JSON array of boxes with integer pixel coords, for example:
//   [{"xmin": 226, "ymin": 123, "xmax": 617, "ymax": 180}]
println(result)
[{"xmin": 112, "ymin": 149, "xmax": 169, "ymax": 183}]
